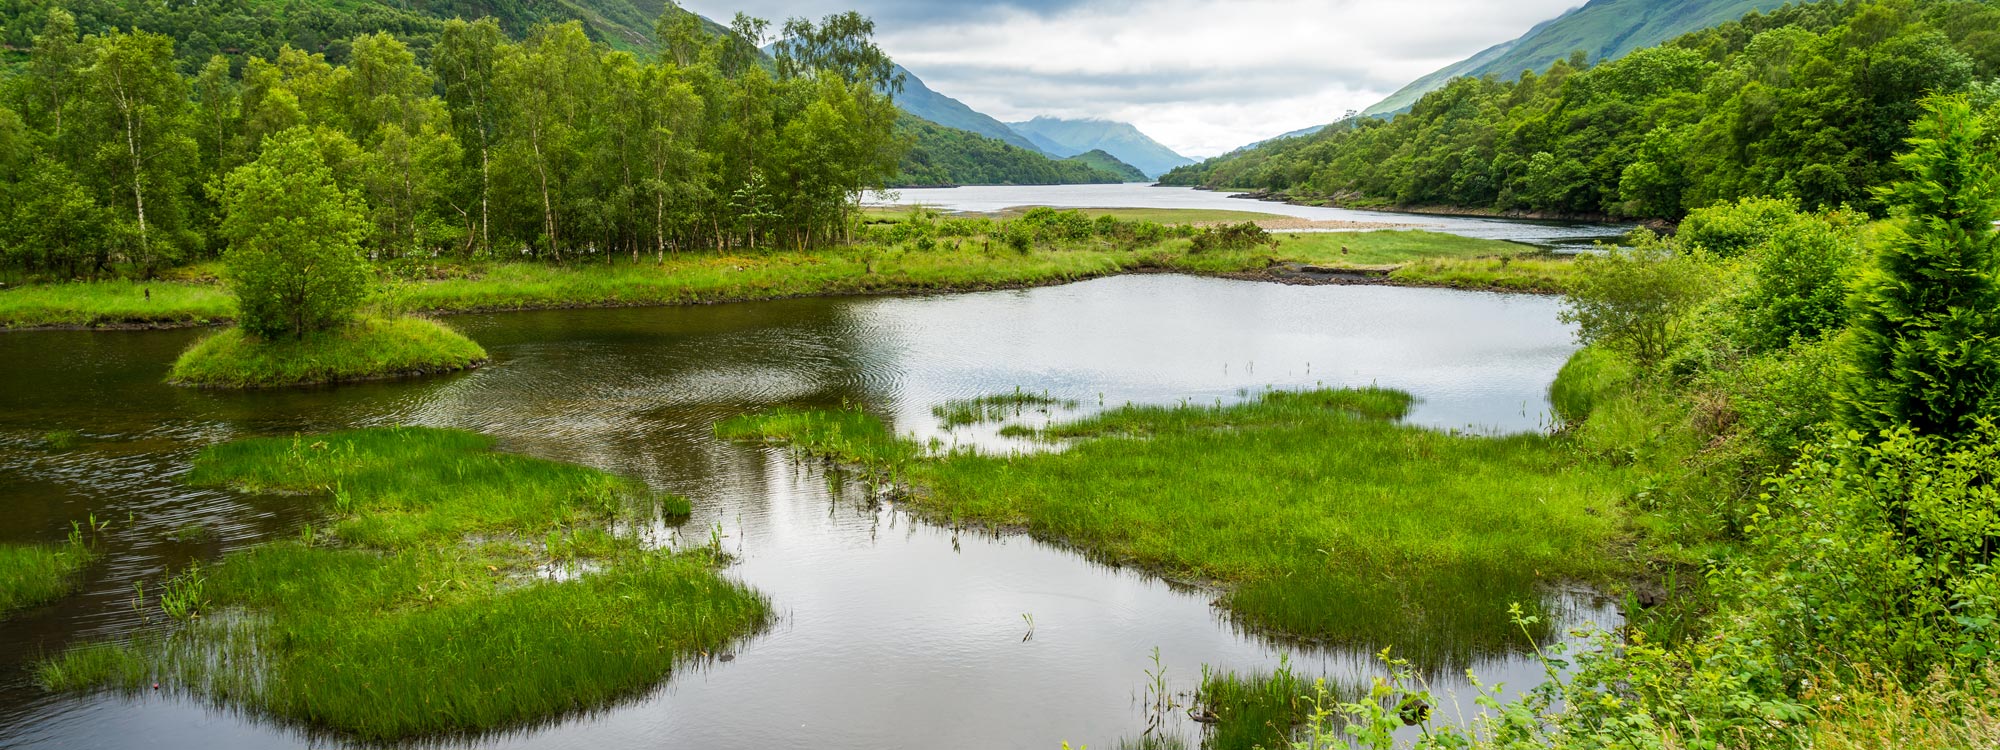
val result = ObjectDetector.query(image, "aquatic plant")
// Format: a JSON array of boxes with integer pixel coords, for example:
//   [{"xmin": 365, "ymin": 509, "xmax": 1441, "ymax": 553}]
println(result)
[{"xmin": 933, "ymin": 389, "xmax": 1080, "ymax": 428}]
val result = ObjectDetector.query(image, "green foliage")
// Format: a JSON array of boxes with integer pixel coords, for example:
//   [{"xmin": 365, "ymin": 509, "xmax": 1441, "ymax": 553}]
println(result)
[
  {"xmin": 1166, "ymin": 0, "xmax": 2000, "ymax": 220},
  {"xmin": 1842, "ymin": 95, "xmax": 2000, "ymax": 439},
  {"xmin": 1561, "ymin": 238, "xmax": 1712, "ymax": 366},
  {"xmin": 0, "ymin": 6, "xmax": 910, "ymax": 278},
  {"xmin": 1188, "ymin": 223, "xmax": 1278, "ymax": 254},
  {"xmin": 168, "ymin": 315, "xmax": 487, "ymax": 389},
  {"xmin": 41, "ymin": 427, "xmax": 769, "ymax": 741},
  {"xmin": 220, "ymin": 127, "xmax": 371, "ymax": 338}
]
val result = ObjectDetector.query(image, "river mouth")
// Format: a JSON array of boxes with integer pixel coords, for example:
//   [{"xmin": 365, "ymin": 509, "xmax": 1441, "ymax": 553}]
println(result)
[{"xmin": 0, "ymin": 274, "xmax": 1615, "ymax": 749}]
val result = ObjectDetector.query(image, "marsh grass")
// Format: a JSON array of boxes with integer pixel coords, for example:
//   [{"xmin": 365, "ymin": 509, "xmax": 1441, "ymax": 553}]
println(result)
[
  {"xmin": 720, "ymin": 388, "xmax": 1632, "ymax": 667},
  {"xmin": 0, "ymin": 536, "xmax": 94, "ymax": 614},
  {"xmin": 40, "ymin": 427, "xmax": 768, "ymax": 742},
  {"xmin": 0, "ymin": 279, "xmax": 232, "ymax": 328},
  {"xmin": 168, "ymin": 316, "xmax": 488, "ymax": 389},
  {"xmin": 933, "ymin": 390, "xmax": 1081, "ymax": 428},
  {"xmin": 1195, "ymin": 662, "xmax": 1338, "ymax": 750}
]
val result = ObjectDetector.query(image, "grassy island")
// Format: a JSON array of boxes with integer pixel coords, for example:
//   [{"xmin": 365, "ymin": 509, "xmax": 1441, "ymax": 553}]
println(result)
[
  {"xmin": 0, "ymin": 538, "xmax": 94, "ymax": 615},
  {"xmin": 167, "ymin": 316, "xmax": 488, "ymax": 389},
  {"xmin": 38, "ymin": 427, "xmax": 767, "ymax": 742},
  {"xmin": 719, "ymin": 387, "xmax": 1632, "ymax": 666}
]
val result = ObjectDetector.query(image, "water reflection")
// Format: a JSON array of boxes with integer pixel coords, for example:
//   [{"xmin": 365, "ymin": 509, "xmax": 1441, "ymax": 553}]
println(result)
[{"xmin": 0, "ymin": 275, "xmax": 1613, "ymax": 749}]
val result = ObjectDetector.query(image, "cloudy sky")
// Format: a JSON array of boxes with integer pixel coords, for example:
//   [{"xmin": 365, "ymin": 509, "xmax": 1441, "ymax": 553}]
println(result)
[{"xmin": 681, "ymin": 0, "xmax": 1582, "ymax": 158}]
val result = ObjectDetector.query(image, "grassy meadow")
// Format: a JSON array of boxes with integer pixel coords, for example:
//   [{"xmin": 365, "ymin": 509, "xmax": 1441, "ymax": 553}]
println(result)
[
  {"xmin": 167, "ymin": 315, "xmax": 489, "ymax": 389},
  {"xmin": 719, "ymin": 387, "xmax": 1634, "ymax": 666},
  {"xmin": 38, "ymin": 427, "xmax": 765, "ymax": 741},
  {"xmin": 0, "ymin": 229, "xmax": 1569, "ymax": 331}
]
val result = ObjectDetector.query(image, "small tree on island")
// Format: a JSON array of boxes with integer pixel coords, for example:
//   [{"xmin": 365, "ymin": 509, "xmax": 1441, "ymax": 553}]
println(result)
[
  {"xmin": 221, "ymin": 127, "xmax": 371, "ymax": 339},
  {"xmin": 1841, "ymin": 95, "xmax": 2000, "ymax": 439}
]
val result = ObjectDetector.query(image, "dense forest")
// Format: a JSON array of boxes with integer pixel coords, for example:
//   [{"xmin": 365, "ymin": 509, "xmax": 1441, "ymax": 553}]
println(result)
[
  {"xmin": 1163, "ymin": 0, "xmax": 2000, "ymax": 220},
  {"xmin": 0, "ymin": 4, "xmax": 918, "ymax": 278}
]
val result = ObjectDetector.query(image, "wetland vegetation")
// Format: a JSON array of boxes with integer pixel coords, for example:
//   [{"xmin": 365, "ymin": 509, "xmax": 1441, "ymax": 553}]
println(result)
[
  {"xmin": 720, "ymin": 386, "xmax": 1632, "ymax": 666},
  {"xmin": 36, "ymin": 427, "xmax": 766, "ymax": 741},
  {"xmin": 0, "ymin": 536, "xmax": 94, "ymax": 615}
]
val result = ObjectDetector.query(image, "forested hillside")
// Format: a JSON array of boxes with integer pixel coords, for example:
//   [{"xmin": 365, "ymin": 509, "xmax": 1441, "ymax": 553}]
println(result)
[
  {"xmin": 1064, "ymin": 149, "xmax": 1148, "ymax": 182},
  {"xmin": 1360, "ymin": 0, "xmax": 1790, "ymax": 118},
  {"xmin": 891, "ymin": 115, "xmax": 1128, "ymax": 186},
  {"xmin": 1165, "ymin": 0, "xmax": 2000, "ymax": 220}
]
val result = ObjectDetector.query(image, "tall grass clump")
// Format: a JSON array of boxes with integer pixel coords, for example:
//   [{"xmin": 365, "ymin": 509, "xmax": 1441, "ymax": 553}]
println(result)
[
  {"xmin": 168, "ymin": 315, "xmax": 487, "ymax": 389},
  {"xmin": 40, "ymin": 427, "xmax": 768, "ymax": 742},
  {"xmin": 724, "ymin": 387, "xmax": 1632, "ymax": 668},
  {"xmin": 1549, "ymin": 346, "xmax": 1636, "ymax": 427},
  {"xmin": 0, "ymin": 535, "xmax": 94, "ymax": 614}
]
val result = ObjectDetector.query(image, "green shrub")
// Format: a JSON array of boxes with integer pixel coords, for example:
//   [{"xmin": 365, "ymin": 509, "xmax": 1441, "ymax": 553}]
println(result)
[{"xmin": 1843, "ymin": 95, "xmax": 2000, "ymax": 440}]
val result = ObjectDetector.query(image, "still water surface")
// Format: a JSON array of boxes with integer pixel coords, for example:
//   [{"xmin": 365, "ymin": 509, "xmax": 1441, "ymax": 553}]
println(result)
[{"xmin": 0, "ymin": 274, "xmax": 1611, "ymax": 749}]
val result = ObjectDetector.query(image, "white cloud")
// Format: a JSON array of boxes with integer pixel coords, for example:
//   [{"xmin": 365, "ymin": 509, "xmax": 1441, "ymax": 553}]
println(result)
[{"xmin": 682, "ymin": 0, "xmax": 1581, "ymax": 158}]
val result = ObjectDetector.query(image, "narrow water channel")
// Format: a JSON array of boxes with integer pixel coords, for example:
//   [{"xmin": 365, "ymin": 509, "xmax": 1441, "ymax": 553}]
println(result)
[{"xmin": 0, "ymin": 275, "xmax": 1615, "ymax": 749}]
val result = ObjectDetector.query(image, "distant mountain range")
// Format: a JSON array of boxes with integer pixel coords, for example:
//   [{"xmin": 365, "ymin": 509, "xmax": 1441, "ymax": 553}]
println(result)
[
  {"xmin": 890, "ymin": 65, "xmax": 1049, "ymax": 154},
  {"xmin": 1360, "ymin": 0, "xmax": 1790, "ymax": 118},
  {"xmin": 1005, "ymin": 117, "xmax": 1194, "ymax": 179}
]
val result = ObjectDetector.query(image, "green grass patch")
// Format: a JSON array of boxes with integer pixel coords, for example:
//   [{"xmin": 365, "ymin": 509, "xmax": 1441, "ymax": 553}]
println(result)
[
  {"xmin": 720, "ymin": 388, "xmax": 1633, "ymax": 667},
  {"xmin": 39, "ymin": 427, "xmax": 767, "ymax": 742},
  {"xmin": 933, "ymin": 390, "xmax": 1080, "ymax": 428},
  {"xmin": 0, "ymin": 537, "xmax": 94, "ymax": 615},
  {"xmin": 167, "ymin": 315, "xmax": 488, "ymax": 389},
  {"xmin": 1388, "ymin": 256, "xmax": 1579, "ymax": 293},
  {"xmin": 0, "ymin": 279, "xmax": 232, "ymax": 328},
  {"xmin": 1550, "ymin": 346, "xmax": 1638, "ymax": 427},
  {"xmin": 1273, "ymin": 231, "xmax": 1533, "ymax": 266}
]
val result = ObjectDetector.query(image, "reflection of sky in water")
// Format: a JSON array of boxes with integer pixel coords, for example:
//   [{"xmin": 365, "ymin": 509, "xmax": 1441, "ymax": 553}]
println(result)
[{"xmin": 0, "ymin": 275, "xmax": 1612, "ymax": 750}]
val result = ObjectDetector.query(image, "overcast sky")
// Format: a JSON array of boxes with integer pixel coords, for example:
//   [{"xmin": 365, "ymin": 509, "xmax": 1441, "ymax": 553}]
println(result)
[{"xmin": 680, "ymin": 0, "xmax": 1582, "ymax": 158}]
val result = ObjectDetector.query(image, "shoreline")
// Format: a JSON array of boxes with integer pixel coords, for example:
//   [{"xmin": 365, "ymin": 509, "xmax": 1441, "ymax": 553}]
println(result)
[{"xmin": 0, "ymin": 262, "xmax": 1561, "ymax": 334}]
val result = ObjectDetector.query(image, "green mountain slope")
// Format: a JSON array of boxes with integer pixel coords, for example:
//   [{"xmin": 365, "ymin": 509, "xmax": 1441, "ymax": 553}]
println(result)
[
  {"xmin": 890, "ymin": 64, "xmax": 1049, "ymax": 154},
  {"xmin": 893, "ymin": 116, "xmax": 1126, "ymax": 187},
  {"xmin": 1063, "ymin": 150, "xmax": 1148, "ymax": 182},
  {"xmin": 1005, "ymin": 117, "xmax": 1194, "ymax": 179},
  {"xmin": 1360, "ymin": 0, "xmax": 1791, "ymax": 118}
]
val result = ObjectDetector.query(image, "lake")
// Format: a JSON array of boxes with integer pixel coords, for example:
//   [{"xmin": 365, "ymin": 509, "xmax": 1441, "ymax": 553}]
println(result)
[{"xmin": 0, "ymin": 274, "xmax": 1612, "ymax": 749}]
